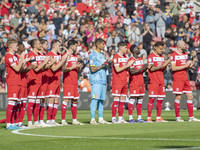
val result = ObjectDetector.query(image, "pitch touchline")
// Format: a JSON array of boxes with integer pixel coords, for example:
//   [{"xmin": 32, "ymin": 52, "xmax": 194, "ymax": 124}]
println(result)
[{"xmin": 11, "ymin": 129, "xmax": 200, "ymax": 142}]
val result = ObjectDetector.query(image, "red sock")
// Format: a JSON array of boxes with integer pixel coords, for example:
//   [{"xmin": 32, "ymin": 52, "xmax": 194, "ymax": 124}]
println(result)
[
  {"xmin": 14, "ymin": 102, "xmax": 21, "ymax": 124},
  {"xmin": 61, "ymin": 101, "xmax": 67, "ymax": 120},
  {"xmin": 136, "ymin": 99, "xmax": 143, "ymax": 116},
  {"xmin": 187, "ymin": 100, "xmax": 194, "ymax": 118},
  {"xmin": 147, "ymin": 98, "xmax": 155, "ymax": 118},
  {"xmin": 27, "ymin": 99, "xmax": 35, "ymax": 122},
  {"xmin": 112, "ymin": 100, "xmax": 119, "ymax": 117},
  {"xmin": 19, "ymin": 101, "xmax": 26, "ymax": 123},
  {"xmin": 47, "ymin": 103, "xmax": 53, "ymax": 121},
  {"xmin": 6, "ymin": 101, "xmax": 15, "ymax": 125},
  {"xmin": 156, "ymin": 98, "xmax": 163, "ymax": 117},
  {"xmin": 52, "ymin": 103, "xmax": 58, "ymax": 120},
  {"xmin": 174, "ymin": 100, "xmax": 180, "ymax": 117},
  {"xmin": 71, "ymin": 102, "xmax": 77, "ymax": 119},
  {"xmin": 118, "ymin": 101, "xmax": 125, "ymax": 117},
  {"xmin": 33, "ymin": 99, "xmax": 40, "ymax": 122},
  {"xmin": 39, "ymin": 103, "xmax": 45, "ymax": 121}
]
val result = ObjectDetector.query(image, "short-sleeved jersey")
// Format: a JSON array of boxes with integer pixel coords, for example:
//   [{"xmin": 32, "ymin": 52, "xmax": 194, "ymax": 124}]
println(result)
[
  {"xmin": 27, "ymin": 50, "xmax": 42, "ymax": 84},
  {"xmin": 170, "ymin": 51, "xmax": 188, "ymax": 81},
  {"xmin": 129, "ymin": 57, "xmax": 144, "ymax": 85},
  {"xmin": 147, "ymin": 52, "xmax": 164, "ymax": 84},
  {"xmin": 197, "ymin": 66, "xmax": 200, "ymax": 74},
  {"xmin": 112, "ymin": 53, "xmax": 128, "ymax": 85},
  {"xmin": 89, "ymin": 50, "xmax": 106, "ymax": 85},
  {"xmin": 5, "ymin": 52, "xmax": 21, "ymax": 86},
  {"xmin": 47, "ymin": 50, "xmax": 62, "ymax": 84},
  {"xmin": 63, "ymin": 52, "xmax": 78, "ymax": 85}
]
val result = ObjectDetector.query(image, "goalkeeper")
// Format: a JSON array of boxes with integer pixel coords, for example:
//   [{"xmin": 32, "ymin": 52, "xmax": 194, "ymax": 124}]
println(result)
[{"xmin": 89, "ymin": 38, "xmax": 111, "ymax": 125}]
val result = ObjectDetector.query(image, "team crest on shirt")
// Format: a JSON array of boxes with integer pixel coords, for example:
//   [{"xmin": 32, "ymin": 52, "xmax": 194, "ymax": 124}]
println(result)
[
  {"xmin": 114, "ymin": 59, "xmax": 117, "ymax": 63},
  {"xmin": 116, "ymin": 90, "xmax": 118, "ymax": 93},
  {"xmin": 32, "ymin": 92, "xmax": 35, "ymax": 96},
  {"xmin": 13, "ymin": 93, "xmax": 16, "ymax": 98},
  {"xmin": 68, "ymin": 92, "xmax": 71, "ymax": 96},
  {"xmin": 50, "ymin": 90, "xmax": 53, "ymax": 94},
  {"xmin": 148, "ymin": 58, "xmax": 152, "ymax": 63},
  {"xmin": 151, "ymin": 91, "xmax": 154, "ymax": 94}
]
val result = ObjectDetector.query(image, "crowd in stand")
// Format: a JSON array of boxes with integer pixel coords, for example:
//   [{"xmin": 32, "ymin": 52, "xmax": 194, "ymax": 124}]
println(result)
[{"xmin": 0, "ymin": 0, "xmax": 200, "ymax": 92}]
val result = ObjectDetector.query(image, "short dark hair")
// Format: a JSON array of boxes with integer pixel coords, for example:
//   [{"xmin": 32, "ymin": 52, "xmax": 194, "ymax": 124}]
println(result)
[
  {"xmin": 95, "ymin": 38, "xmax": 104, "ymax": 46},
  {"xmin": 155, "ymin": 41, "xmax": 164, "ymax": 47},
  {"xmin": 68, "ymin": 39, "xmax": 75, "ymax": 48},
  {"xmin": 51, "ymin": 39, "xmax": 60, "ymax": 49},
  {"xmin": 130, "ymin": 44, "xmax": 137, "ymax": 53},
  {"xmin": 28, "ymin": 39, "xmax": 38, "ymax": 48},
  {"xmin": 40, "ymin": 39, "xmax": 47, "ymax": 45},
  {"xmin": 117, "ymin": 41, "xmax": 127, "ymax": 48}
]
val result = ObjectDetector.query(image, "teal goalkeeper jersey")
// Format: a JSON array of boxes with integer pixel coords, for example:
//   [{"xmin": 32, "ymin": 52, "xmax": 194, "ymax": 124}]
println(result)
[{"xmin": 89, "ymin": 50, "xmax": 106, "ymax": 85}]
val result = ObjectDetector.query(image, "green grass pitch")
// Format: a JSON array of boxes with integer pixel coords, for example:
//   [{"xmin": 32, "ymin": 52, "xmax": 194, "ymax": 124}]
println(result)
[{"xmin": 1, "ymin": 110, "xmax": 200, "ymax": 150}]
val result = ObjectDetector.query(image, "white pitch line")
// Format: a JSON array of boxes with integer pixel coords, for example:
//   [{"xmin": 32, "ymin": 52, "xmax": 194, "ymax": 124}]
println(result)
[
  {"xmin": 11, "ymin": 129, "xmax": 200, "ymax": 142},
  {"xmin": 162, "ymin": 147, "xmax": 200, "ymax": 150}
]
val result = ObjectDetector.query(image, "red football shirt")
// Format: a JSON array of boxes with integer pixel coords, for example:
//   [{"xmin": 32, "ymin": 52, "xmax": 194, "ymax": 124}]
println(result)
[
  {"xmin": 5, "ymin": 52, "xmax": 21, "ymax": 86},
  {"xmin": 147, "ymin": 52, "xmax": 164, "ymax": 84},
  {"xmin": 27, "ymin": 50, "xmax": 42, "ymax": 84},
  {"xmin": 170, "ymin": 51, "xmax": 188, "ymax": 81},
  {"xmin": 63, "ymin": 53, "xmax": 78, "ymax": 85},
  {"xmin": 47, "ymin": 50, "xmax": 62, "ymax": 85},
  {"xmin": 112, "ymin": 53, "xmax": 128, "ymax": 85},
  {"xmin": 129, "ymin": 57, "xmax": 144, "ymax": 85}
]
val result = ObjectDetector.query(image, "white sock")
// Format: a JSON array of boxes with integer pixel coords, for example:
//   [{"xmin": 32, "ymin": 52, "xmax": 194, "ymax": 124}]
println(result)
[
  {"xmin": 99, "ymin": 117, "xmax": 103, "ymax": 122},
  {"xmin": 118, "ymin": 116, "xmax": 123, "ymax": 121},
  {"xmin": 46, "ymin": 120, "xmax": 51, "ymax": 124},
  {"xmin": 189, "ymin": 117, "xmax": 194, "ymax": 119},
  {"xmin": 62, "ymin": 120, "xmax": 66, "ymax": 123},
  {"xmin": 137, "ymin": 115, "xmax": 142, "ymax": 120},
  {"xmin": 156, "ymin": 117, "xmax": 161, "ymax": 119},
  {"xmin": 51, "ymin": 120, "xmax": 55, "ymax": 123},
  {"xmin": 112, "ymin": 117, "xmax": 116, "ymax": 121},
  {"xmin": 129, "ymin": 115, "xmax": 133, "ymax": 120},
  {"xmin": 39, "ymin": 120, "xmax": 44, "ymax": 124},
  {"xmin": 91, "ymin": 118, "xmax": 95, "ymax": 121},
  {"xmin": 34, "ymin": 121, "xmax": 39, "ymax": 125},
  {"xmin": 73, "ymin": 119, "xmax": 77, "ymax": 122},
  {"xmin": 7, "ymin": 123, "xmax": 11, "ymax": 127},
  {"xmin": 176, "ymin": 117, "xmax": 180, "ymax": 119},
  {"xmin": 147, "ymin": 117, "xmax": 151, "ymax": 119},
  {"xmin": 28, "ymin": 121, "xmax": 32, "ymax": 126}
]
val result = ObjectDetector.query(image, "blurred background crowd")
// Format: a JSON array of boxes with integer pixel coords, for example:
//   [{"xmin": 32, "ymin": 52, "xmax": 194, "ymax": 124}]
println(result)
[{"xmin": 0, "ymin": 0, "xmax": 200, "ymax": 93}]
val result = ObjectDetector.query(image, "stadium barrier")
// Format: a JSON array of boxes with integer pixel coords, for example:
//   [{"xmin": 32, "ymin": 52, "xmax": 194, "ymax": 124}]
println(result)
[{"xmin": 1, "ymin": 91, "xmax": 200, "ymax": 110}]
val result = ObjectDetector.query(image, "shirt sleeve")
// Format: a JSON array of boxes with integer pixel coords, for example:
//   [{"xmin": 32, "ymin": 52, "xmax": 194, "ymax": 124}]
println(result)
[
  {"xmin": 170, "ymin": 53, "xmax": 175, "ymax": 63},
  {"xmin": 113, "ymin": 56, "xmax": 119, "ymax": 66}
]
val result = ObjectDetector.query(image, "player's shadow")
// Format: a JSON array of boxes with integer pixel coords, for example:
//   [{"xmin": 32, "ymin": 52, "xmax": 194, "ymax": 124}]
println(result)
[{"xmin": 157, "ymin": 146, "xmax": 196, "ymax": 149}]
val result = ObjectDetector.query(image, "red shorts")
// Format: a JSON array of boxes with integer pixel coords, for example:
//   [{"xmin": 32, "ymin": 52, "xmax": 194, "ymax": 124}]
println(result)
[
  {"xmin": 129, "ymin": 84, "xmax": 145, "ymax": 97},
  {"xmin": 63, "ymin": 84, "xmax": 79, "ymax": 99},
  {"xmin": 27, "ymin": 83, "xmax": 41, "ymax": 99},
  {"xmin": 112, "ymin": 84, "xmax": 127, "ymax": 97},
  {"xmin": 149, "ymin": 83, "xmax": 165, "ymax": 98},
  {"xmin": 37, "ymin": 82, "xmax": 49, "ymax": 99},
  {"xmin": 20, "ymin": 86, "xmax": 27, "ymax": 101},
  {"xmin": 7, "ymin": 85, "xmax": 21, "ymax": 101},
  {"xmin": 173, "ymin": 80, "xmax": 192, "ymax": 94},
  {"xmin": 47, "ymin": 84, "xmax": 60, "ymax": 98}
]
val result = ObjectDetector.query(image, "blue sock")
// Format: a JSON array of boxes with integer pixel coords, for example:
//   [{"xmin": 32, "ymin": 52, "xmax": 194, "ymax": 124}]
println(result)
[
  {"xmin": 97, "ymin": 100, "xmax": 104, "ymax": 118},
  {"xmin": 90, "ymin": 99, "xmax": 98, "ymax": 119}
]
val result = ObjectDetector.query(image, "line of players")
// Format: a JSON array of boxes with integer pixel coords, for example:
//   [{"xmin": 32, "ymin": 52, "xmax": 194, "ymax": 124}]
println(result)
[
  {"xmin": 109, "ymin": 40, "xmax": 200, "ymax": 124},
  {"xmin": 5, "ymin": 39, "xmax": 84, "ymax": 130}
]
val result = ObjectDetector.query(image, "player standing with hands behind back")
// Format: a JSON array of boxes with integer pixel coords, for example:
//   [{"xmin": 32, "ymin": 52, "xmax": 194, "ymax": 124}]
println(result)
[
  {"xmin": 111, "ymin": 41, "xmax": 135, "ymax": 124},
  {"xmin": 89, "ymin": 38, "xmax": 111, "ymax": 125},
  {"xmin": 170, "ymin": 40, "xmax": 200, "ymax": 122},
  {"xmin": 147, "ymin": 41, "xmax": 171, "ymax": 122}
]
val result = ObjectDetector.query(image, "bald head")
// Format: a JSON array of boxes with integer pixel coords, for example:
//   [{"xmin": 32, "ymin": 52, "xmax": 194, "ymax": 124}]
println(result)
[{"xmin": 177, "ymin": 40, "xmax": 187, "ymax": 51}]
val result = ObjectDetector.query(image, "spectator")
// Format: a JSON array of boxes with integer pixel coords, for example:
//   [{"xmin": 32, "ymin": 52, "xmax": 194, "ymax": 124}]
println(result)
[
  {"xmin": 27, "ymin": 0, "xmax": 38, "ymax": 17},
  {"xmin": 52, "ymin": 12, "xmax": 63, "ymax": 35},
  {"xmin": 185, "ymin": 0, "xmax": 194, "ymax": 18},
  {"xmin": 138, "ymin": 42, "xmax": 147, "ymax": 58},
  {"xmin": 80, "ymin": 75, "xmax": 91, "ymax": 92},
  {"xmin": 10, "ymin": 13, "xmax": 20, "ymax": 30},
  {"xmin": 188, "ymin": 56, "xmax": 199, "ymax": 81},
  {"xmin": 17, "ymin": 18, "xmax": 28, "ymax": 38},
  {"xmin": 141, "ymin": 23, "xmax": 153, "ymax": 54},
  {"xmin": 165, "ymin": 83, "xmax": 172, "ymax": 91},
  {"xmin": 45, "ymin": 29, "xmax": 57, "ymax": 47},
  {"xmin": 131, "ymin": 12, "xmax": 143, "ymax": 25},
  {"xmin": 85, "ymin": 24, "xmax": 95, "ymax": 44},
  {"xmin": 1, "ymin": 0, "xmax": 12, "ymax": 17},
  {"xmin": 170, "ymin": 0, "xmax": 181, "ymax": 27},
  {"xmin": 112, "ymin": 10, "xmax": 124, "ymax": 25},
  {"xmin": 131, "ymin": 23, "xmax": 141, "ymax": 45},
  {"xmin": 38, "ymin": 19, "xmax": 47, "ymax": 38},
  {"xmin": 146, "ymin": 10, "xmax": 155, "ymax": 35},
  {"xmin": 164, "ymin": 2, "xmax": 173, "ymax": 29},
  {"xmin": 192, "ymin": 14, "xmax": 200, "ymax": 26},
  {"xmin": 0, "ymin": 54, "xmax": 5, "ymax": 84},
  {"xmin": 155, "ymin": 5, "xmax": 166, "ymax": 38},
  {"xmin": 189, "ymin": 6, "xmax": 195, "ymax": 25},
  {"xmin": 105, "ymin": 0, "xmax": 115, "ymax": 17},
  {"xmin": 83, "ymin": 63, "xmax": 89, "ymax": 78},
  {"xmin": 126, "ymin": 0, "xmax": 135, "ymax": 16},
  {"xmin": 27, "ymin": 20, "xmax": 37, "ymax": 35},
  {"xmin": 37, "ymin": 11, "xmax": 48, "ymax": 24},
  {"xmin": 28, "ymin": 31, "xmax": 38, "ymax": 41},
  {"xmin": 116, "ymin": 0, "xmax": 126, "ymax": 17},
  {"xmin": 106, "ymin": 30, "xmax": 120, "ymax": 52},
  {"xmin": 115, "ymin": 22, "xmax": 125, "ymax": 41},
  {"xmin": 47, "ymin": 19, "xmax": 56, "ymax": 35}
]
